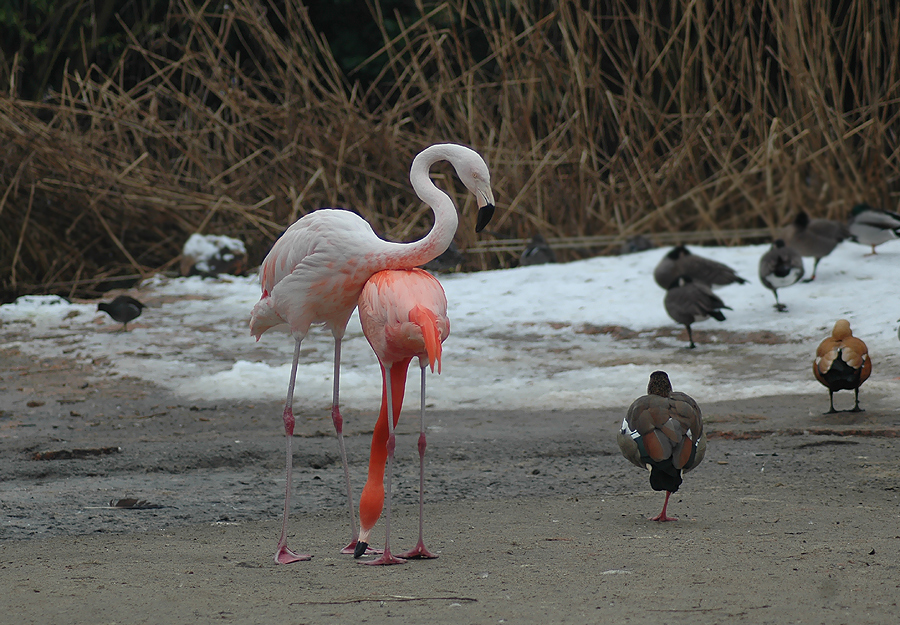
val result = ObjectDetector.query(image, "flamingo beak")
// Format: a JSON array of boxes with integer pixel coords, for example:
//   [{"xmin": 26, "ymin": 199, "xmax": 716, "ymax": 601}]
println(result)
[
  {"xmin": 475, "ymin": 188, "xmax": 496, "ymax": 233},
  {"xmin": 475, "ymin": 203, "xmax": 495, "ymax": 233}
]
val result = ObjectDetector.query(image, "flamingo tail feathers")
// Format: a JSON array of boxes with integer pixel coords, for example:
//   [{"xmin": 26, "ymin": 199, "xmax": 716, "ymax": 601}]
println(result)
[{"xmin": 409, "ymin": 305, "xmax": 443, "ymax": 374}]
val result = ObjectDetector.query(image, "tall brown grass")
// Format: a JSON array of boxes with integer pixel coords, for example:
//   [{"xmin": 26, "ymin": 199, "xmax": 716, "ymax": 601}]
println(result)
[{"xmin": 1, "ymin": 0, "xmax": 898, "ymax": 300}]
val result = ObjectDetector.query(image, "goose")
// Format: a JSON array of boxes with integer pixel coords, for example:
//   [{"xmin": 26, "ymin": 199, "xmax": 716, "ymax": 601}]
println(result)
[
  {"xmin": 781, "ymin": 211, "xmax": 849, "ymax": 281},
  {"xmin": 653, "ymin": 245, "xmax": 747, "ymax": 290},
  {"xmin": 758, "ymin": 240, "xmax": 804, "ymax": 312},
  {"xmin": 663, "ymin": 275, "xmax": 731, "ymax": 348}
]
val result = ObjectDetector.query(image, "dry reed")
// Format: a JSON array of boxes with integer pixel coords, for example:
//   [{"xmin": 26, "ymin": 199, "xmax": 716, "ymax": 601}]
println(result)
[{"xmin": 1, "ymin": 0, "xmax": 898, "ymax": 300}]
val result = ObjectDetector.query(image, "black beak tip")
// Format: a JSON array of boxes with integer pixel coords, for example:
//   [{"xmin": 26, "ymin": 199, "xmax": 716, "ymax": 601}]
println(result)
[
  {"xmin": 353, "ymin": 541, "xmax": 368, "ymax": 559},
  {"xmin": 475, "ymin": 204, "xmax": 495, "ymax": 233}
]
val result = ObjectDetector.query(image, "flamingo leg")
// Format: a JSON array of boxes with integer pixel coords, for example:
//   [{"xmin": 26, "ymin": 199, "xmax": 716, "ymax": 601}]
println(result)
[
  {"xmin": 649, "ymin": 491, "xmax": 678, "ymax": 522},
  {"xmin": 275, "ymin": 340, "xmax": 312, "ymax": 564},
  {"xmin": 401, "ymin": 365, "xmax": 437, "ymax": 559},
  {"xmin": 329, "ymin": 337, "xmax": 368, "ymax": 555},
  {"xmin": 365, "ymin": 365, "xmax": 406, "ymax": 565}
]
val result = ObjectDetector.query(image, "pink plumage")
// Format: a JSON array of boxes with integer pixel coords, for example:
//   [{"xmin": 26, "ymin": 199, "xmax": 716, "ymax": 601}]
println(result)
[
  {"xmin": 250, "ymin": 144, "xmax": 494, "ymax": 564},
  {"xmin": 354, "ymin": 269, "xmax": 449, "ymax": 565}
]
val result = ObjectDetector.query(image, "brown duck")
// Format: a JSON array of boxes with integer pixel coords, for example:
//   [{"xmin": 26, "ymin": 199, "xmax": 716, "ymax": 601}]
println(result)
[
  {"xmin": 813, "ymin": 319, "xmax": 872, "ymax": 413},
  {"xmin": 618, "ymin": 371, "xmax": 706, "ymax": 522}
]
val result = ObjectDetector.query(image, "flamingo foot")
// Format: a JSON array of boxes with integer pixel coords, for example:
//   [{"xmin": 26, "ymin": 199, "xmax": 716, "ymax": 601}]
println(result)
[
  {"xmin": 400, "ymin": 540, "xmax": 438, "ymax": 559},
  {"xmin": 342, "ymin": 540, "xmax": 383, "ymax": 556},
  {"xmin": 274, "ymin": 544, "xmax": 312, "ymax": 564},
  {"xmin": 649, "ymin": 512, "xmax": 678, "ymax": 522},
  {"xmin": 363, "ymin": 548, "xmax": 407, "ymax": 566}
]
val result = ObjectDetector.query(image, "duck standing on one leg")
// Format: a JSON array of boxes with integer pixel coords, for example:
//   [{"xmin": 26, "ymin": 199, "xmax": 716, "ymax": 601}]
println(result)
[
  {"xmin": 618, "ymin": 371, "xmax": 706, "ymax": 522},
  {"xmin": 813, "ymin": 319, "xmax": 872, "ymax": 414}
]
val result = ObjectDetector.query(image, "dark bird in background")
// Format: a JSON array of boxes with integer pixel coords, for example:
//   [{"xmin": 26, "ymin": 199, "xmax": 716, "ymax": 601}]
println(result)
[
  {"xmin": 520, "ymin": 233, "xmax": 556, "ymax": 266},
  {"xmin": 619, "ymin": 235, "xmax": 655, "ymax": 255},
  {"xmin": 847, "ymin": 203, "xmax": 900, "ymax": 255},
  {"xmin": 653, "ymin": 245, "xmax": 747, "ymax": 290},
  {"xmin": 663, "ymin": 275, "xmax": 731, "ymax": 348},
  {"xmin": 618, "ymin": 371, "xmax": 706, "ymax": 522},
  {"xmin": 423, "ymin": 241, "xmax": 465, "ymax": 273},
  {"xmin": 97, "ymin": 295, "xmax": 145, "ymax": 331},
  {"xmin": 781, "ymin": 211, "xmax": 849, "ymax": 281},
  {"xmin": 758, "ymin": 239, "xmax": 804, "ymax": 312},
  {"xmin": 813, "ymin": 319, "xmax": 871, "ymax": 414}
]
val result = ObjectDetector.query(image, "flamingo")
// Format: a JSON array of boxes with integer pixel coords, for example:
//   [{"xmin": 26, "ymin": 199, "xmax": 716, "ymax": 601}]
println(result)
[
  {"xmin": 354, "ymin": 268, "xmax": 449, "ymax": 565},
  {"xmin": 250, "ymin": 144, "xmax": 494, "ymax": 564}
]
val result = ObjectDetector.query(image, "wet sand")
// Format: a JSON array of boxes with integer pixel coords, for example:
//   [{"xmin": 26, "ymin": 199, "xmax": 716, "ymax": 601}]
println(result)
[{"xmin": 1, "ymin": 347, "xmax": 899, "ymax": 624}]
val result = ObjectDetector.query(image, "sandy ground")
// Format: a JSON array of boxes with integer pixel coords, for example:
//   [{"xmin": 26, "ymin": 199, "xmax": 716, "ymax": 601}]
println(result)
[{"xmin": 1, "ymin": 345, "xmax": 899, "ymax": 624}]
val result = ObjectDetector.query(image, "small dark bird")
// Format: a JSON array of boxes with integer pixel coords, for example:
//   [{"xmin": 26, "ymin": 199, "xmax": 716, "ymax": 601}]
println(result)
[
  {"xmin": 97, "ymin": 295, "xmax": 145, "ymax": 331},
  {"xmin": 663, "ymin": 275, "xmax": 731, "ymax": 348},
  {"xmin": 813, "ymin": 319, "xmax": 871, "ymax": 414},
  {"xmin": 423, "ymin": 241, "xmax": 465, "ymax": 273},
  {"xmin": 619, "ymin": 235, "xmax": 655, "ymax": 255},
  {"xmin": 653, "ymin": 245, "xmax": 747, "ymax": 290},
  {"xmin": 758, "ymin": 240, "xmax": 804, "ymax": 312},
  {"xmin": 618, "ymin": 371, "xmax": 706, "ymax": 522},
  {"xmin": 848, "ymin": 203, "xmax": 900, "ymax": 255},
  {"xmin": 520, "ymin": 233, "xmax": 556, "ymax": 266},
  {"xmin": 781, "ymin": 211, "xmax": 849, "ymax": 281}
]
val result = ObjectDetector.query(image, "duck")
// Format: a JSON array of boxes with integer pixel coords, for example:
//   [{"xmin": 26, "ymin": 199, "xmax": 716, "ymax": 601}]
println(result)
[
  {"xmin": 653, "ymin": 245, "xmax": 747, "ymax": 290},
  {"xmin": 520, "ymin": 233, "xmax": 556, "ymax": 266},
  {"xmin": 618, "ymin": 371, "xmax": 706, "ymax": 522},
  {"xmin": 781, "ymin": 211, "xmax": 849, "ymax": 281},
  {"xmin": 758, "ymin": 239, "xmax": 804, "ymax": 312},
  {"xmin": 813, "ymin": 319, "xmax": 871, "ymax": 413},
  {"xmin": 97, "ymin": 295, "xmax": 145, "ymax": 331},
  {"xmin": 663, "ymin": 275, "xmax": 731, "ymax": 348},
  {"xmin": 847, "ymin": 203, "xmax": 900, "ymax": 255}
]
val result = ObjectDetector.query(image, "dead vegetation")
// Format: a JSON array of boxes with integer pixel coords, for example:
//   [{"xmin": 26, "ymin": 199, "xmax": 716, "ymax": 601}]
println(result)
[{"xmin": 1, "ymin": 0, "xmax": 899, "ymax": 300}]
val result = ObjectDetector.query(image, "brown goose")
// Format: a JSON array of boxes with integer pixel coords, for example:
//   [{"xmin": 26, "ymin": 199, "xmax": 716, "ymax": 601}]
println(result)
[
  {"xmin": 813, "ymin": 319, "xmax": 872, "ymax": 414},
  {"xmin": 781, "ymin": 211, "xmax": 849, "ymax": 281},
  {"xmin": 663, "ymin": 275, "xmax": 731, "ymax": 348},
  {"xmin": 758, "ymin": 240, "xmax": 804, "ymax": 312},
  {"xmin": 618, "ymin": 371, "xmax": 706, "ymax": 522},
  {"xmin": 653, "ymin": 245, "xmax": 747, "ymax": 290}
]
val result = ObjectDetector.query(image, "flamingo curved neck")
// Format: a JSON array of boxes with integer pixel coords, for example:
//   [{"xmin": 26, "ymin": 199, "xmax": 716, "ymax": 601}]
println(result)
[{"xmin": 380, "ymin": 145, "xmax": 460, "ymax": 268}]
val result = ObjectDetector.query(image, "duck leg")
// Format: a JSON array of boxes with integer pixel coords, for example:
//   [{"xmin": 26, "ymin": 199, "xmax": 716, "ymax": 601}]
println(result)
[
  {"xmin": 650, "ymin": 491, "xmax": 678, "ymax": 522},
  {"xmin": 850, "ymin": 387, "xmax": 864, "ymax": 412},
  {"xmin": 824, "ymin": 389, "xmax": 838, "ymax": 415}
]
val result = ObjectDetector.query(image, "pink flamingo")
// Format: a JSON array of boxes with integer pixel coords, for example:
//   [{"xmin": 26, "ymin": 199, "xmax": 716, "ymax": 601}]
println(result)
[
  {"xmin": 354, "ymin": 268, "xmax": 449, "ymax": 565},
  {"xmin": 250, "ymin": 144, "xmax": 494, "ymax": 564}
]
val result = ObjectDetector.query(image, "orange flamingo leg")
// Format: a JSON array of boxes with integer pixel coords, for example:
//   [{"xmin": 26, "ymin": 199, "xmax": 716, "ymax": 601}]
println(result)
[
  {"xmin": 649, "ymin": 491, "xmax": 678, "ymax": 522},
  {"xmin": 400, "ymin": 367, "xmax": 437, "ymax": 559},
  {"xmin": 274, "ymin": 340, "xmax": 312, "ymax": 564},
  {"xmin": 362, "ymin": 365, "xmax": 407, "ymax": 565}
]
